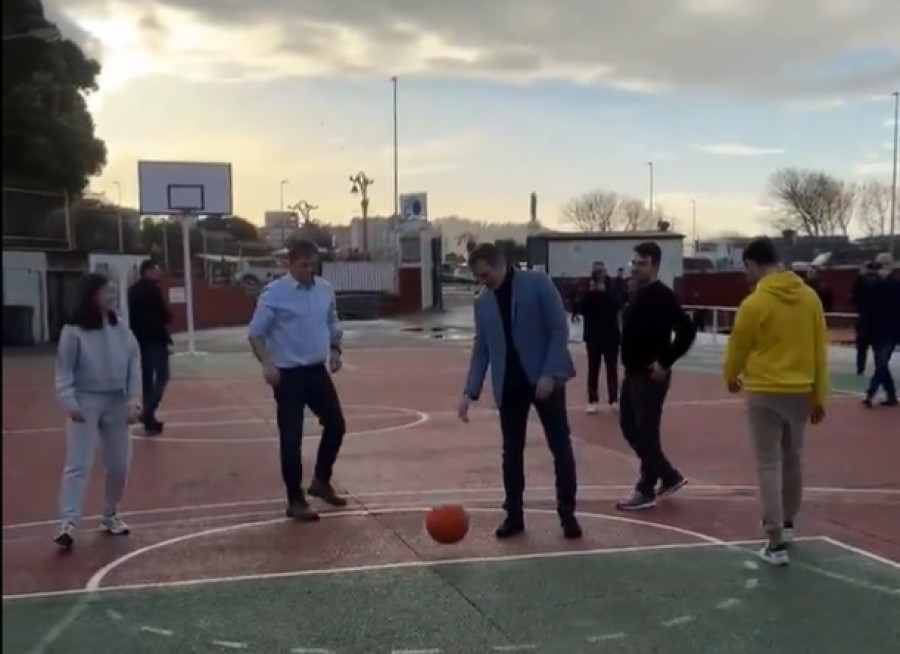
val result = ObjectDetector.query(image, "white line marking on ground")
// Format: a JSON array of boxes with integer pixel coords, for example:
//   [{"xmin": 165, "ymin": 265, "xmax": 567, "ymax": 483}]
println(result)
[
  {"xmin": 211, "ymin": 640, "xmax": 248, "ymax": 649},
  {"xmin": 292, "ymin": 649, "xmax": 335, "ymax": 654},
  {"xmin": 745, "ymin": 578, "xmax": 759, "ymax": 590},
  {"xmin": 716, "ymin": 598, "xmax": 741, "ymax": 609},
  {"xmin": 391, "ymin": 649, "xmax": 442, "ymax": 654},
  {"xmin": 140, "ymin": 626, "xmax": 173, "ymax": 637},
  {"xmin": 492, "ymin": 645, "xmax": 537, "ymax": 652},
  {"xmin": 743, "ymin": 561, "xmax": 759, "ymax": 570},
  {"xmin": 6, "ymin": 483, "xmax": 897, "ymax": 532},
  {"xmin": 105, "ymin": 609, "xmax": 123, "ymax": 621},
  {"xmin": 662, "ymin": 615, "xmax": 696, "ymax": 627},
  {"xmin": 586, "ymin": 632, "xmax": 626, "ymax": 643},
  {"xmin": 819, "ymin": 536, "xmax": 900, "ymax": 571},
  {"xmin": 798, "ymin": 563, "xmax": 900, "ymax": 596}
]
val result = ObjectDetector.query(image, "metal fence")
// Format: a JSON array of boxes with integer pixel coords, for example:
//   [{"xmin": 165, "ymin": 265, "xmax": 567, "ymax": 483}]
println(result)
[{"xmin": 1, "ymin": 186, "xmax": 70, "ymax": 250}]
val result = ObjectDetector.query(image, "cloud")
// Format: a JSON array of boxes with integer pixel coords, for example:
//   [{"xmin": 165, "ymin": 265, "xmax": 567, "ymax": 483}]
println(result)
[
  {"xmin": 693, "ymin": 143, "xmax": 785, "ymax": 156},
  {"xmin": 61, "ymin": 0, "xmax": 900, "ymax": 100},
  {"xmin": 853, "ymin": 160, "xmax": 894, "ymax": 176},
  {"xmin": 44, "ymin": 0, "xmax": 104, "ymax": 60}
]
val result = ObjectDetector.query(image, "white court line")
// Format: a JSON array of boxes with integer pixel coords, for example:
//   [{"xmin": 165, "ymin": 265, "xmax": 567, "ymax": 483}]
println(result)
[
  {"xmin": 5, "ymin": 506, "xmax": 736, "ymax": 601},
  {"xmin": 4, "ymin": 484, "xmax": 898, "ymax": 532},
  {"xmin": 818, "ymin": 536, "xmax": 900, "ymax": 572}
]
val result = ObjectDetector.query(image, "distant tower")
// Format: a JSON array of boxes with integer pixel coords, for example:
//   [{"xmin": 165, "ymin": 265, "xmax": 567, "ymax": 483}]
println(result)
[{"xmin": 529, "ymin": 192, "xmax": 538, "ymax": 226}]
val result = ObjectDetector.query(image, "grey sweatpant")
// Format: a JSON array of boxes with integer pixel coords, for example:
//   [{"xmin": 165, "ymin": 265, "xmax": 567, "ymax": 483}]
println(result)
[{"xmin": 59, "ymin": 391, "xmax": 132, "ymax": 526}]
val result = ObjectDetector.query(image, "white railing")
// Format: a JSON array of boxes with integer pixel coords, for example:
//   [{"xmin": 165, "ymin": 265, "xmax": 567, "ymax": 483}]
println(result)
[
  {"xmin": 683, "ymin": 304, "xmax": 858, "ymax": 346},
  {"xmin": 321, "ymin": 261, "xmax": 397, "ymax": 293}
]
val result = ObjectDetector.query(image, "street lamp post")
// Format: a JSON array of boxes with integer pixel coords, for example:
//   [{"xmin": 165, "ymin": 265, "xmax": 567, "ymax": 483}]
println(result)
[
  {"xmin": 392, "ymin": 76, "xmax": 399, "ymax": 220},
  {"xmin": 889, "ymin": 91, "xmax": 898, "ymax": 257},
  {"xmin": 349, "ymin": 171, "xmax": 374, "ymax": 255},
  {"xmin": 691, "ymin": 199, "xmax": 698, "ymax": 253},
  {"xmin": 289, "ymin": 200, "xmax": 318, "ymax": 225}
]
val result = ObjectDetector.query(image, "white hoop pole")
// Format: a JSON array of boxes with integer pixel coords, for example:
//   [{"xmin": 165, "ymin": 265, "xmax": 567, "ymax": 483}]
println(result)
[{"xmin": 178, "ymin": 213, "xmax": 197, "ymax": 355}]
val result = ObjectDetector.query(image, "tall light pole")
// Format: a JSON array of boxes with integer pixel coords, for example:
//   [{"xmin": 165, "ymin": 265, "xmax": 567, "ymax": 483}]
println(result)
[
  {"xmin": 647, "ymin": 161, "xmax": 655, "ymax": 223},
  {"xmin": 890, "ymin": 91, "xmax": 898, "ymax": 258},
  {"xmin": 113, "ymin": 181, "xmax": 123, "ymax": 252},
  {"xmin": 691, "ymin": 199, "xmax": 698, "ymax": 253},
  {"xmin": 349, "ymin": 171, "xmax": 374, "ymax": 255},
  {"xmin": 392, "ymin": 76, "xmax": 399, "ymax": 220}
]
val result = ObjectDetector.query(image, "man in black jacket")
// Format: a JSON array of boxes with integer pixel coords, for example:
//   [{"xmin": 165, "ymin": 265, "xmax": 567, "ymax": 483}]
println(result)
[
  {"xmin": 861, "ymin": 253, "xmax": 899, "ymax": 408},
  {"xmin": 572, "ymin": 273, "xmax": 621, "ymax": 412},
  {"xmin": 128, "ymin": 260, "xmax": 173, "ymax": 435},
  {"xmin": 851, "ymin": 262, "xmax": 880, "ymax": 375},
  {"xmin": 616, "ymin": 242, "xmax": 697, "ymax": 511}
]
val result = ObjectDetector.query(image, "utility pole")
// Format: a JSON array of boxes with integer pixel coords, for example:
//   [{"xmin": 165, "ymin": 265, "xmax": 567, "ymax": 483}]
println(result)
[
  {"xmin": 691, "ymin": 199, "xmax": 698, "ymax": 253},
  {"xmin": 890, "ymin": 91, "xmax": 898, "ymax": 257},
  {"xmin": 648, "ymin": 161, "xmax": 655, "ymax": 223},
  {"xmin": 392, "ymin": 76, "xmax": 399, "ymax": 220},
  {"xmin": 349, "ymin": 171, "xmax": 374, "ymax": 255}
]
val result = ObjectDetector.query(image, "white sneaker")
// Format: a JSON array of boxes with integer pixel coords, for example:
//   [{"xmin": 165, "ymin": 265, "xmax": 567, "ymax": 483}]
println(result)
[
  {"xmin": 783, "ymin": 524, "xmax": 796, "ymax": 544},
  {"xmin": 54, "ymin": 522, "xmax": 75, "ymax": 550},
  {"xmin": 101, "ymin": 515, "xmax": 131, "ymax": 536},
  {"xmin": 586, "ymin": 403, "xmax": 599, "ymax": 414},
  {"xmin": 758, "ymin": 544, "xmax": 789, "ymax": 566}
]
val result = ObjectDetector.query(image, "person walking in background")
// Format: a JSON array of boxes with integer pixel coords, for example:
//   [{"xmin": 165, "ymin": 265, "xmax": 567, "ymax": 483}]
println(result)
[
  {"xmin": 851, "ymin": 261, "xmax": 880, "ymax": 375},
  {"xmin": 459, "ymin": 243, "xmax": 582, "ymax": 540},
  {"xmin": 572, "ymin": 275, "xmax": 621, "ymax": 412},
  {"xmin": 616, "ymin": 242, "xmax": 696, "ymax": 512},
  {"xmin": 723, "ymin": 237, "xmax": 829, "ymax": 566},
  {"xmin": 127, "ymin": 260, "xmax": 172, "ymax": 436},
  {"xmin": 248, "ymin": 239, "xmax": 347, "ymax": 522},
  {"xmin": 804, "ymin": 266, "xmax": 833, "ymax": 313},
  {"xmin": 54, "ymin": 273, "xmax": 142, "ymax": 550},
  {"xmin": 862, "ymin": 253, "xmax": 899, "ymax": 408}
]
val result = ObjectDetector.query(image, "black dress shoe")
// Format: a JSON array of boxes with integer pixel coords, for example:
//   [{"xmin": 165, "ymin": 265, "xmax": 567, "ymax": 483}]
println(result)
[
  {"xmin": 561, "ymin": 516, "xmax": 583, "ymax": 539},
  {"xmin": 494, "ymin": 516, "xmax": 525, "ymax": 539}
]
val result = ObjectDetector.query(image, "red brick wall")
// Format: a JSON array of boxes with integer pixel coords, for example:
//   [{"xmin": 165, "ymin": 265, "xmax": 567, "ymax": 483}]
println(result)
[{"xmin": 159, "ymin": 275, "xmax": 257, "ymax": 333}]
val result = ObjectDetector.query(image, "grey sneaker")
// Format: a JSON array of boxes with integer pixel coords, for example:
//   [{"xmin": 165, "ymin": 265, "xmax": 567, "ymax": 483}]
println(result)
[
  {"xmin": 54, "ymin": 522, "xmax": 75, "ymax": 550},
  {"xmin": 101, "ymin": 515, "xmax": 131, "ymax": 536},
  {"xmin": 615, "ymin": 491, "xmax": 656, "ymax": 511}
]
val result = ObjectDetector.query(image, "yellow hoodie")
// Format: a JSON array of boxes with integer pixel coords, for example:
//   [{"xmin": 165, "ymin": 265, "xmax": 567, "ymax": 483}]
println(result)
[{"xmin": 723, "ymin": 271, "xmax": 829, "ymax": 406}]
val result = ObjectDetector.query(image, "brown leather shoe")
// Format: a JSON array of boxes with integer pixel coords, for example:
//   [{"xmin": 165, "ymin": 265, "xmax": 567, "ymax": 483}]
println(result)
[
  {"xmin": 285, "ymin": 501, "xmax": 320, "ymax": 522},
  {"xmin": 308, "ymin": 480, "xmax": 348, "ymax": 507}
]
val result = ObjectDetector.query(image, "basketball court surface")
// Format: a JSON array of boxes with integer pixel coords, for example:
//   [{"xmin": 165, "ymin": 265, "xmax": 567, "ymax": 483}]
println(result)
[{"xmin": 3, "ymin": 335, "xmax": 899, "ymax": 653}]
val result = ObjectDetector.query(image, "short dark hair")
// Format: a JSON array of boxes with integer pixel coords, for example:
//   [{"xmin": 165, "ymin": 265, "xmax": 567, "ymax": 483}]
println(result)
[
  {"xmin": 742, "ymin": 236, "xmax": 780, "ymax": 266},
  {"xmin": 139, "ymin": 259, "xmax": 159, "ymax": 276},
  {"xmin": 66, "ymin": 273, "xmax": 118, "ymax": 330},
  {"xmin": 287, "ymin": 239, "xmax": 319, "ymax": 262},
  {"xmin": 633, "ymin": 241, "xmax": 662, "ymax": 267},
  {"xmin": 467, "ymin": 242, "xmax": 505, "ymax": 268}
]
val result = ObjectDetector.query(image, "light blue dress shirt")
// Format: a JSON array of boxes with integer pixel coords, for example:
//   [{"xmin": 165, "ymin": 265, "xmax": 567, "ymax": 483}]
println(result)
[{"xmin": 247, "ymin": 275, "xmax": 343, "ymax": 368}]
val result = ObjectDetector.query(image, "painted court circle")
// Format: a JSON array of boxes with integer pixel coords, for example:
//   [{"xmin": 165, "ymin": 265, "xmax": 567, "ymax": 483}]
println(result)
[{"xmin": 128, "ymin": 404, "xmax": 430, "ymax": 443}]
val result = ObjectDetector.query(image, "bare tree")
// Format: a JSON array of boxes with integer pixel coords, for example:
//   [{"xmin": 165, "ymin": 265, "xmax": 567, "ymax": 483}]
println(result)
[
  {"xmin": 856, "ymin": 179, "xmax": 892, "ymax": 237},
  {"xmin": 561, "ymin": 189, "xmax": 621, "ymax": 231},
  {"xmin": 618, "ymin": 197, "xmax": 657, "ymax": 232},
  {"xmin": 767, "ymin": 168, "xmax": 855, "ymax": 237}
]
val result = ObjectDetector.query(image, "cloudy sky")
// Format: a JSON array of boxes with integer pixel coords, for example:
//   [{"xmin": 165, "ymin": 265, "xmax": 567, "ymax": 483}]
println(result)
[{"xmin": 49, "ymin": 0, "xmax": 899, "ymax": 236}]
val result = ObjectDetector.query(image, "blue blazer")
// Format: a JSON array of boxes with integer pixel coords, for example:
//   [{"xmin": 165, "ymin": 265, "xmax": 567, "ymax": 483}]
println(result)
[{"xmin": 464, "ymin": 270, "xmax": 576, "ymax": 406}]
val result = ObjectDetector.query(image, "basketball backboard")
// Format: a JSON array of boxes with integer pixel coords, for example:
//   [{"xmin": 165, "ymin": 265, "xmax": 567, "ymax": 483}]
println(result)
[{"xmin": 138, "ymin": 161, "xmax": 233, "ymax": 215}]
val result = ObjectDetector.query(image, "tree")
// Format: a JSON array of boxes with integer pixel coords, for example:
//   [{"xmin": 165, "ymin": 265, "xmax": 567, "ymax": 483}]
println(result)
[
  {"xmin": 561, "ymin": 189, "xmax": 658, "ymax": 232},
  {"xmin": 456, "ymin": 232, "xmax": 477, "ymax": 256},
  {"xmin": 2, "ymin": 0, "xmax": 106, "ymax": 195},
  {"xmin": 856, "ymin": 180, "xmax": 892, "ymax": 238},
  {"xmin": 767, "ymin": 168, "xmax": 855, "ymax": 237}
]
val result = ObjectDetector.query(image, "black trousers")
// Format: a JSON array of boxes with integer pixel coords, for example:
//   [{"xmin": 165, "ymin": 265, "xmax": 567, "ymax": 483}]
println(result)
[
  {"xmin": 619, "ymin": 371, "xmax": 680, "ymax": 498},
  {"xmin": 272, "ymin": 364, "xmax": 346, "ymax": 503},
  {"xmin": 139, "ymin": 343, "xmax": 170, "ymax": 423},
  {"xmin": 855, "ymin": 329, "xmax": 871, "ymax": 375},
  {"xmin": 498, "ymin": 384, "xmax": 577, "ymax": 519},
  {"xmin": 585, "ymin": 338, "xmax": 619, "ymax": 404}
]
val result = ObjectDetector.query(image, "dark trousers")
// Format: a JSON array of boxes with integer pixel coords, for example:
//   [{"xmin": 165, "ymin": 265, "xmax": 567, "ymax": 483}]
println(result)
[
  {"xmin": 619, "ymin": 371, "xmax": 681, "ymax": 498},
  {"xmin": 498, "ymin": 385, "xmax": 577, "ymax": 519},
  {"xmin": 139, "ymin": 343, "xmax": 170, "ymax": 423},
  {"xmin": 585, "ymin": 338, "xmax": 619, "ymax": 404},
  {"xmin": 272, "ymin": 364, "xmax": 346, "ymax": 504},
  {"xmin": 855, "ymin": 327, "xmax": 871, "ymax": 375},
  {"xmin": 867, "ymin": 341, "xmax": 897, "ymax": 400}
]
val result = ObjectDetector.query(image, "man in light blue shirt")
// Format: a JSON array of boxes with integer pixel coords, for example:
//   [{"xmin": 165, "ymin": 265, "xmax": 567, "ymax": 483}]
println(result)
[{"xmin": 248, "ymin": 239, "xmax": 346, "ymax": 521}]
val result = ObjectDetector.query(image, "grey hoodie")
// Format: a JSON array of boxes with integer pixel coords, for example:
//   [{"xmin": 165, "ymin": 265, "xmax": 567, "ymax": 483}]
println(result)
[{"xmin": 55, "ymin": 317, "xmax": 142, "ymax": 412}]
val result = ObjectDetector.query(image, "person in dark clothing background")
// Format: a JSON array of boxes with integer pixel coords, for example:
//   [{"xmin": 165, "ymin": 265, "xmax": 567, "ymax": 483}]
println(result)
[
  {"xmin": 616, "ymin": 242, "xmax": 697, "ymax": 511},
  {"xmin": 805, "ymin": 266, "xmax": 833, "ymax": 312},
  {"xmin": 572, "ymin": 274, "xmax": 621, "ymax": 412},
  {"xmin": 860, "ymin": 253, "xmax": 899, "ymax": 408},
  {"xmin": 460, "ymin": 243, "xmax": 582, "ymax": 540},
  {"xmin": 851, "ymin": 262, "xmax": 881, "ymax": 375},
  {"xmin": 127, "ymin": 260, "xmax": 173, "ymax": 435}
]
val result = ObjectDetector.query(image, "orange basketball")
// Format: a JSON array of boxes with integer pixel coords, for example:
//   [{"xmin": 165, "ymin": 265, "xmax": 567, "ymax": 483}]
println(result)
[{"xmin": 425, "ymin": 505, "xmax": 470, "ymax": 544}]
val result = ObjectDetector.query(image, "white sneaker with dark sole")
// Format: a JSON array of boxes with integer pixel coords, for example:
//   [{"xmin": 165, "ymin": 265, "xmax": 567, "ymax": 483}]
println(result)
[
  {"xmin": 758, "ymin": 544, "xmax": 790, "ymax": 566},
  {"xmin": 101, "ymin": 515, "xmax": 131, "ymax": 536},
  {"xmin": 54, "ymin": 522, "xmax": 75, "ymax": 550}
]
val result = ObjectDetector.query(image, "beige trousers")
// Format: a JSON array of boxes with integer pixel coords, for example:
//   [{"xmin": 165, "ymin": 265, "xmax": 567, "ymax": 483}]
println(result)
[{"xmin": 746, "ymin": 393, "xmax": 811, "ymax": 543}]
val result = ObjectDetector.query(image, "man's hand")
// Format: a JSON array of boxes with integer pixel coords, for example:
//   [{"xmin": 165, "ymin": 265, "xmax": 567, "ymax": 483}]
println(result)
[
  {"xmin": 810, "ymin": 404, "xmax": 825, "ymax": 425},
  {"xmin": 262, "ymin": 364, "xmax": 280, "ymax": 387},
  {"xmin": 67, "ymin": 409, "xmax": 85, "ymax": 423},
  {"xmin": 727, "ymin": 379, "xmax": 743, "ymax": 394},
  {"xmin": 127, "ymin": 403, "xmax": 142, "ymax": 424},
  {"xmin": 329, "ymin": 354, "xmax": 342, "ymax": 374},
  {"xmin": 457, "ymin": 395, "xmax": 472, "ymax": 423},
  {"xmin": 535, "ymin": 375, "xmax": 556, "ymax": 401},
  {"xmin": 648, "ymin": 361, "xmax": 668, "ymax": 383}
]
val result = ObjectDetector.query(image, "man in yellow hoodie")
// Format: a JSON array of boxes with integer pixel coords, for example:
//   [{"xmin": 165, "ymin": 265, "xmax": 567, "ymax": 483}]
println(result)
[{"xmin": 723, "ymin": 236, "xmax": 829, "ymax": 567}]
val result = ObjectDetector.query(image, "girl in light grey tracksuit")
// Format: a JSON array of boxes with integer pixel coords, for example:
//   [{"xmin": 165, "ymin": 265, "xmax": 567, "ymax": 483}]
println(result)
[{"xmin": 54, "ymin": 272, "xmax": 142, "ymax": 550}]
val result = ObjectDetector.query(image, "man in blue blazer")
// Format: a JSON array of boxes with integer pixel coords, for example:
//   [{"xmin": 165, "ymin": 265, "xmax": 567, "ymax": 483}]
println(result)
[{"xmin": 458, "ymin": 243, "xmax": 582, "ymax": 539}]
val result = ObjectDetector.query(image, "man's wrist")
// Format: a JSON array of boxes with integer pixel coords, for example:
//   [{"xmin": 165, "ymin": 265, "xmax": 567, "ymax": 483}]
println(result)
[{"xmin": 331, "ymin": 344, "xmax": 342, "ymax": 356}]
